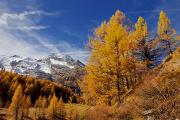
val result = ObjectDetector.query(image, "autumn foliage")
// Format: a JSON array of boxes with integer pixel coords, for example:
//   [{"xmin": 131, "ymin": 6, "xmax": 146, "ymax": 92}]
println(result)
[
  {"xmin": 81, "ymin": 9, "xmax": 179, "ymax": 107},
  {"xmin": 0, "ymin": 70, "xmax": 77, "ymax": 107},
  {"xmin": 0, "ymin": 9, "xmax": 179, "ymax": 120}
]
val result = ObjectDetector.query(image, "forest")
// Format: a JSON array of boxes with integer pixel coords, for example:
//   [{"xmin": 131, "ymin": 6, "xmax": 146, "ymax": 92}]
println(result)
[{"xmin": 0, "ymin": 10, "xmax": 179, "ymax": 120}]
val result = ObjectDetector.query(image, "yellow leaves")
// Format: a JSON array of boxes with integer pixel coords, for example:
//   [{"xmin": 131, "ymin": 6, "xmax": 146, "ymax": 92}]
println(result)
[
  {"xmin": 47, "ymin": 94, "xmax": 58, "ymax": 118},
  {"xmin": 26, "ymin": 96, "xmax": 32, "ymax": 107},
  {"xmin": 135, "ymin": 16, "xmax": 147, "ymax": 41},
  {"xmin": 115, "ymin": 10, "xmax": 125, "ymax": 21},
  {"xmin": 110, "ymin": 10, "xmax": 125, "ymax": 25},
  {"xmin": 175, "ymin": 35, "xmax": 180, "ymax": 40},
  {"xmin": 82, "ymin": 10, "xmax": 136, "ymax": 105},
  {"xmin": 95, "ymin": 21, "xmax": 107, "ymax": 40},
  {"xmin": 158, "ymin": 10, "xmax": 176, "ymax": 40},
  {"xmin": 105, "ymin": 14, "xmax": 128, "ymax": 54},
  {"xmin": 8, "ymin": 84, "xmax": 23, "ymax": 119},
  {"xmin": 35, "ymin": 95, "xmax": 44, "ymax": 108},
  {"xmin": 158, "ymin": 11, "xmax": 170, "ymax": 36},
  {"xmin": 131, "ymin": 16, "xmax": 148, "ymax": 53},
  {"xmin": 47, "ymin": 94, "xmax": 66, "ymax": 120}
]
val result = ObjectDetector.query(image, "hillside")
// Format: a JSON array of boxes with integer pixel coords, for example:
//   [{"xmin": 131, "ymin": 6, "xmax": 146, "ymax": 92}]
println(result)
[
  {"xmin": 0, "ymin": 70, "xmax": 79, "ymax": 106},
  {"xmin": 115, "ymin": 47, "xmax": 180, "ymax": 119},
  {"xmin": 81, "ymin": 47, "xmax": 179, "ymax": 120}
]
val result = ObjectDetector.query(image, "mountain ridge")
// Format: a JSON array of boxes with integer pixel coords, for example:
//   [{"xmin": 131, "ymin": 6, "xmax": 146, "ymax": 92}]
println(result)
[{"xmin": 0, "ymin": 53, "xmax": 85, "ymax": 93}]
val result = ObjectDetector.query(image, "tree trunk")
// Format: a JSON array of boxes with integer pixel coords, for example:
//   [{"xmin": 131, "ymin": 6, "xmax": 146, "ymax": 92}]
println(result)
[
  {"xmin": 126, "ymin": 76, "xmax": 130, "ymax": 89},
  {"xmin": 116, "ymin": 80, "xmax": 121, "ymax": 103},
  {"xmin": 167, "ymin": 41, "xmax": 173, "ymax": 54}
]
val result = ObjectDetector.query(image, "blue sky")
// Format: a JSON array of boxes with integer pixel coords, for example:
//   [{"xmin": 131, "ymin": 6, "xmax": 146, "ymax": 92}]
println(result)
[{"xmin": 0, "ymin": 0, "xmax": 179, "ymax": 62}]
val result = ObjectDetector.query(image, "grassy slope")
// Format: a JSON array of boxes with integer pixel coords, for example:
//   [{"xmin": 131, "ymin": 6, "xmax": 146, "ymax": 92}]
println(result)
[{"xmin": 119, "ymin": 47, "xmax": 180, "ymax": 119}]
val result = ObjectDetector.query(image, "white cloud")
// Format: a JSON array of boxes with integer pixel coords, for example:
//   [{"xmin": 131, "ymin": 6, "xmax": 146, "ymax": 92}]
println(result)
[
  {"xmin": 0, "ymin": 0, "xmax": 89, "ymax": 63},
  {"xmin": 0, "ymin": 10, "xmax": 54, "ymax": 30},
  {"xmin": 0, "ymin": 29, "xmax": 42, "ymax": 57},
  {"xmin": 18, "ymin": 26, "xmax": 49, "ymax": 30},
  {"xmin": 62, "ymin": 29, "xmax": 81, "ymax": 38},
  {"xmin": 0, "ymin": 1, "xmax": 60, "ymax": 58},
  {"xmin": 44, "ymin": 41, "xmax": 89, "ymax": 63}
]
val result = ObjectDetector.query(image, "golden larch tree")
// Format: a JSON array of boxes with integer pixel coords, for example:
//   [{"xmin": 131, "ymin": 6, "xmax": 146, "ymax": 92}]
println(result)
[
  {"xmin": 81, "ymin": 10, "xmax": 134, "ymax": 105},
  {"xmin": 21, "ymin": 95, "xmax": 31, "ymax": 120},
  {"xmin": 57, "ymin": 97, "xmax": 66, "ymax": 119},
  {"xmin": 157, "ymin": 10, "xmax": 176, "ymax": 54},
  {"xmin": 8, "ymin": 84, "xmax": 23, "ymax": 120},
  {"xmin": 133, "ymin": 16, "xmax": 152, "ymax": 68},
  {"xmin": 47, "ymin": 94, "xmax": 58, "ymax": 120}
]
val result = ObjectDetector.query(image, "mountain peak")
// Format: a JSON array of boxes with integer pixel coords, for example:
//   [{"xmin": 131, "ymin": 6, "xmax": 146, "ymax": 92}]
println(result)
[
  {"xmin": 11, "ymin": 55, "xmax": 21, "ymax": 58},
  {"xmin": 0, "ymin": 53, "xmax": 84, "ymax": 79},
  {"xmin": 48, "ymin": 53, "xmax": 63, "ymax": 59}
]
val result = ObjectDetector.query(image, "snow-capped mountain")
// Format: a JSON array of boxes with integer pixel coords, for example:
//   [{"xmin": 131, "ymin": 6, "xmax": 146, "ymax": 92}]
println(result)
[
  {"xmin": 0, "ymin": 53, "xmax": 85, "ymax": 92},
  {"xmin": 0, "ymin": 53, "xmax": 84, "ymax": 74}
]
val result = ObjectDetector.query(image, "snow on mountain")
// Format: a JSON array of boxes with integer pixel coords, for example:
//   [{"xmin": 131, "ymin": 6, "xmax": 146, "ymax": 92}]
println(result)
[
  {"xmin": 50, "ymin": 58, "xmax": 74, "ymax": 69},
  {"xmin": 0, "ymin": 53, "xmax": 84, "ymax": 76},
  {"xmin": 0, "ymin": 55, "xmax": 23, "ymax": 71},
  {"xmin": 0, "ymin": 53, "xmax": 85, "ymax": 93},
  {"xmin": 39, "ymin": 62, "xmax": 51, "ymax": 74}
]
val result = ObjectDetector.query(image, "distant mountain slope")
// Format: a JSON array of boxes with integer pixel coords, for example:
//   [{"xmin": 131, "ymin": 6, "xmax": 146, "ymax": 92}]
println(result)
[
  {"xmin": 0, "ymin": 70, "xmax": 79, "ymax": 106},
  {"xmin": 0, "ymin": 53, "xmax": 85, "ymax": 93}
]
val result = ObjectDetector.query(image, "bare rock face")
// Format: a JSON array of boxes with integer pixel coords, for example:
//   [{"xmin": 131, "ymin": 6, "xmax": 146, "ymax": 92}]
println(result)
[{"xmin": 0, "ymin": 53, "xmax": 85, "ymax": 93}]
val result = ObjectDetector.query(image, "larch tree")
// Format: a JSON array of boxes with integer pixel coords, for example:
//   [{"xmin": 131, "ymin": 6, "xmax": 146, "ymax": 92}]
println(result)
[
  {"xmin": 8, "ymin": 84, "xmax": 23, "ymax": 120},
  {"xmin": 34, "ymin": 95, "xmax": 43, "ymax": 119},
  {"xmin": 81, "ymin": 10, "xmax": 134, "ymax": 105},
  {"xmin": 47, "ymin": 94, "xmax": 58, "ymax": 120},
  {"xmin": 21, "ymin": 95, "xmax": 31, "ymax": 120},
  {"xmin": 157, "ymin": 10, "xmax": 176, "ymax": 54},
  {"xmin": 104, "ymin": 12, "xmax": 130, "ymax": 104},
  {"xmin": 65, "ymin": 102, "xmax": 79, "ymax": 120},
  {"xmin": 41, "ymin": 97, "xmax": 47, "ymax": 119},
  {"xmin": 34, "ymin": 96, "xmax": 47, "ymax": 119},
  {"xmin": 57, "ymin": 97, "xmax": 66, "ymax": 120},
  {"xmin": 25, "ymin": 96, "xmax": 31, "ymax": 119},
  {"xmin": 132, "ymin": 16, "xmax": 156, "ymax": 69},
  {"xmin": 81, "ymin": 21, "xmax": 108, "ymax": 105}
]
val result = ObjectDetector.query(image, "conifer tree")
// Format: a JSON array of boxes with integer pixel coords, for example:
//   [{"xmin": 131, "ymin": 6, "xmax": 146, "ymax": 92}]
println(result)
[
  {"xmin": 41, "ymin": 97, "xmax": 47, "ymax": 119},
  {"xmin": 47, "ymin": 94, "xmax": 58, "ymax": 120},
  {"xmin": 9, "ymin": 84, "xmax": 23, "ymax": 120},
  {"xmin": 81, "ymin": 10, "xmax": 135, "ymax": 105},
  {"xmin": 65, "ymin": 103, "xmax": 78, "ymax": 120},
  {"xmin": 133, "ymin": 16, "xmax": 152, "ymax": 68},
  {"xmin": 21, "ymin": 95, "xmax": 31, "ymax": 120},
  {"xmin": 26, "ymin": 96, "xmax": 31, "ymax": 119},
  {"xmin": 57, "ymin": 97, "xmax": 66, "ymax": 120},
  {"xmin": 34, "ymin": 96, "xmax": 43, "ymax": 119},
  {"xmin": 157, "ymin": 10, "xmax": 176, "ymax": 54}
]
